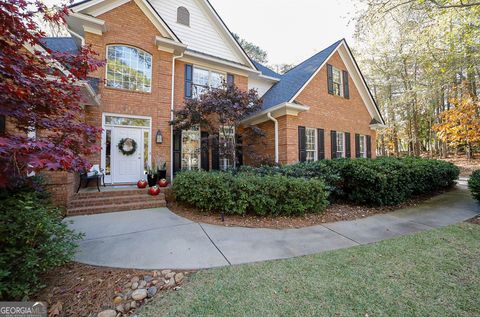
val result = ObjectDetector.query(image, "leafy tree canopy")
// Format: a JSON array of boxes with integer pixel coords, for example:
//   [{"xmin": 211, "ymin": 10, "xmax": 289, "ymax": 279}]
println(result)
[{"xmin": 0, "ymin": 0, "xmax": 103, "ymax": 186}]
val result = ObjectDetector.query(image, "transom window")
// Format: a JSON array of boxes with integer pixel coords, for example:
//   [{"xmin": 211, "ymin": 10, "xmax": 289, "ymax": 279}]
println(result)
[
  {"xmin": 332, "ymin": 67, "xmax": 343, "ymax": 97},
  {"xmin": 359, "ymin": 135, "xmax": 367, "ymax": 158},
  {"xmin": 336, "ymin": 132, "xmax": 345, "ymax": 158},
  {"xmin": 219, "ymin": 125, "xmax": 235, "ymax": 170},
  {"xmin": 305, "ymin": 127, "xmax": 317, "ymax": 162},
  {"xmin": 192, "ymin": 67, "xmax": 225, "ymax": 98},
  {"xmin": 106, "ymin": 45, "xmax": 152, "ymax": 93},
  {"xmin": 177, "ymin": 6, "xmax": 190, "ymax": 26}
]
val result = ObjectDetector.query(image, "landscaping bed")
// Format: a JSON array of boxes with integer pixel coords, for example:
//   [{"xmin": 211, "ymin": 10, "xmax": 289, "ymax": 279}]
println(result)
[
  {"xmin": 172, "ymin": 157, "xmax": 459, "ymax": 221},
  {"xmin": 168, "ymin": 190, "xmax": 447, "ymax": 229},
  {"xmin": 34, "ymin": 262, "xmax": 191, "ymax": 317}
]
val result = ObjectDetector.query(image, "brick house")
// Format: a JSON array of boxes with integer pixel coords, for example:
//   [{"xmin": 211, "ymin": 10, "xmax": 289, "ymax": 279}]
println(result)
[{"xmin": 36, "ymin": 0, "xmax": 384, "ymax": 208}]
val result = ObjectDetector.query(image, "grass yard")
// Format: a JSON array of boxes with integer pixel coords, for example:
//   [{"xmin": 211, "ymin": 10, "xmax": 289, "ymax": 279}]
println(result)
[{"xmin": 139, "ymin": 223, "xmax": 480, "ymax": 317}]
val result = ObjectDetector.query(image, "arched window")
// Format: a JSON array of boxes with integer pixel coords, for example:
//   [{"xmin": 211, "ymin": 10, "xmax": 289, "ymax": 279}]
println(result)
[
  {"xmin": 106, "ymin": 45, "xmax": 152, "ymax": 93},
  {"xmin": 177, "ymin": 6, "xmax": 190, "ymax": 26}
]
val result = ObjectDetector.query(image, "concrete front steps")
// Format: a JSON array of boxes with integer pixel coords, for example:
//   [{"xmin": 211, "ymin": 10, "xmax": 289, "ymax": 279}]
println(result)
[{"xmin": 67, "ymin": 188, "xmax": 166, "ymax": 215}]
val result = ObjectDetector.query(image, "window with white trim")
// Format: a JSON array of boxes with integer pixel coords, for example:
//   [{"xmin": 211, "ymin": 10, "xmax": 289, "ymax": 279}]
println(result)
[
  {"xmin": 336, "ymin": 132, "xmax": 345, "ymax": 158},
  {"xmin": 219, "ymin": 125, "xmax": 235, "ymax": 170},
  {"xmin": 181, "ymin": 126, "xmax": 200, "ymax": 170},
  {"xmin": 305, "ymin": 127, "xmax": 317, "ymax": 162},
  {"xmin": 192, "ymin": 67, "xmax": 225, "ymax": 98},
  {"xmin": 332, "ymin": 67, "xmax": 343, "ymax": 97},
  {"xmin": 106, "ymin": 45, "xmax": 152, "ymax": 92},
  {"xmin": 359, "ymin": 135, "xmax": 367, "ymax": 158}
]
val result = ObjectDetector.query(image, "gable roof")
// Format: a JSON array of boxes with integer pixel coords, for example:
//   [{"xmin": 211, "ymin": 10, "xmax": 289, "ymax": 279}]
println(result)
[
  {"xmin": 69, "ymin": 0, "xmax": 181, "ymax": 42},
  {"xmin": 252, "ymin": 61, "xmax": 282, "ymax": 80},
  {"xmin": 261, "ymin": 40, "xmax": 342, "ymax": 111},
  {"xmin": 40, "ymin": 37, "xmax": 79, "ymax": 54}
]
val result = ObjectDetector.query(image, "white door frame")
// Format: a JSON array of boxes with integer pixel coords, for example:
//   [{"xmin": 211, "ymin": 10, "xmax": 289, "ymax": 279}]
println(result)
[{"xmin": 101, "ymin": 113, "xmax": 152, "ymax": 184}]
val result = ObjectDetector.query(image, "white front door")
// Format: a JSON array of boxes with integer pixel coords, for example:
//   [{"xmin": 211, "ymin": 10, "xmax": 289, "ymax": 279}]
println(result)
[{"xmin": 112, "ymin": 127, "xmax": 144, "ymax": 183}]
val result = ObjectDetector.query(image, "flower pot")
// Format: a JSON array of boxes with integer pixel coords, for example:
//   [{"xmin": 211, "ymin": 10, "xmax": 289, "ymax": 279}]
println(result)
[
  {"xmin": 137, "ymin": 179, "xmax": 147, "ymax": 189},
  {"xmin": 149, "ymin": 186, "xmax": 161, "ymax": 196},
  {"xmin": 147, "ymin": 174, "xmax": 158, "ymax": 187},
  {"xmin": 157, "ymin": 169, "xmax": 167, "ymax": 179}
]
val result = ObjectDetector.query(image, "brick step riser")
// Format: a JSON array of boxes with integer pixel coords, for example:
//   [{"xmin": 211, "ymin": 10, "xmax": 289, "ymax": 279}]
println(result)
[
  {"xmin": 74, "ymin": 188, "xmax": 168, "ymax": 199},
  {"xmin": 68, "ymin": 194, "xmax": 165, "ymax": 208},
  {"xmin": 67, "ymin": 201, "xmax": 166, "ymax": 216}
]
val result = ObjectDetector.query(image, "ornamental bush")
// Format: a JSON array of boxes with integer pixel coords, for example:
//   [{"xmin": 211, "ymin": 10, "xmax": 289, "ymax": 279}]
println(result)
[
  {"xmin": 238, "ymin": 157, "xmax": 459, "ymax": 206},
  {"xmin": 0, "ymin": 179, "xmax": 83, "ymax": 300},
  {"xmin": 469, "ymin": 170, "xmax": 480, "ymax": 201},
  {"xmin": 173, "ymin": 171, "xmax": 328, "ymax": 216}
]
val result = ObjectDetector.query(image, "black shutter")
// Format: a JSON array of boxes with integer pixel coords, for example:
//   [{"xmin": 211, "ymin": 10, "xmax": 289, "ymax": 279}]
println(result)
[
  {"xmin": 343, "ymin": 70, "xmax": 349, "ymax": 99},
  {"xmin": 317, "ymin": 128, "xmax": 325, "ymax": 160},
  {"xmin": 236, "ymin": 134, "xmax": 243, "ymax": 167},
  {"xmin": 366, "ymin": 135, "xmax": 372, "ymax": 158},
  {"xmin": 331, "ymin": 130, "xmax": 337, "ymax": 159},
  {"xmin": 185, "ymin": 64, "xmax": 193, "ymax": 98},
  {"xmin": 298, "ymin": 126, "xmax": 307, "ymax": 162},
  {"xmin": 227, "ymin": 73, "xmax": 234, "ymax": 87},
  {"xmin": 201, "ymin": 132, "xmax": 210, "ymax": 171},
  {"xmin": 173, "ymin": 130, "xmax": 182, "ymax": 175},
  {"xmin": 212, "ymin": 134, "xmax": 220, "ymax": 170},
  {"xmin": 355, "ymin": 134, "xmax": 361, "ymax": 158},
  {"xmin": 345, "ymin": 132, "xmax": 351, "ymax": 158},
  {"xmin": 0, "ymin": 115, "xmax": 5, "ymax": 135},
  {"xmin": 327, "ymin": 64, "xmax": 334, "ymax": 95}
]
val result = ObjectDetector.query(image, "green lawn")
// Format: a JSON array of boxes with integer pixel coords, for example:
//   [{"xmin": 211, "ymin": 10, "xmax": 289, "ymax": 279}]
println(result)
[{"xmin": 139, "ymin": 224, "xmax": 480, "ymax": 317}]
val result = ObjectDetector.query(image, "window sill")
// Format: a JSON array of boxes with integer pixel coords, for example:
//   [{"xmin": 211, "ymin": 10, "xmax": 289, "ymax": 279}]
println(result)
[{"xmin": 103, "ymin": 86, "xmax": 152, "ymax": 95}]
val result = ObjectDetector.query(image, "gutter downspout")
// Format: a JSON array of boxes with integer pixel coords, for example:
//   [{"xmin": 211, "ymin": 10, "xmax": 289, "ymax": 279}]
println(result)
[
  {"xmin": 267, "ymin": 112, "xmax": 279, "ymax": 164},
  {"xmin": 170, "ymin": 52, "xmax": 184, "ymax": 180}
]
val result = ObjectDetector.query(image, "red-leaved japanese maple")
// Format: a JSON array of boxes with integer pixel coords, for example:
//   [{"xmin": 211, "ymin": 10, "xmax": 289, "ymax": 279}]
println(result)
[
  {"xmin": 0, "ymin": 0, "xmax": 104, "ymax": 187},
  {"xmin": 172, "ymin": 82, "xmax": 272, "ymax": 167}
]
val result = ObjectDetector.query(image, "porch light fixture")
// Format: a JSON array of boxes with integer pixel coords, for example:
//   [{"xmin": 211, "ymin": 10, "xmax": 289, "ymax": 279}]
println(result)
[{"xmin": 156, "ymin": 130, "xmax": 163, "ymax": 144}]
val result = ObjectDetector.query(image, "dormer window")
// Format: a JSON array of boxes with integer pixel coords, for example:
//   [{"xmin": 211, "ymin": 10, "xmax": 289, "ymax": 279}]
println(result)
[{"xmin": 177, "ymin": 7, "xmax": 190, "ymax": 26}]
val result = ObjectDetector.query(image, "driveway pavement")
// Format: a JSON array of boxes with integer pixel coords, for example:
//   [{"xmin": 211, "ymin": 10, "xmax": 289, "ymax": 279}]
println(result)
[{"xmin": 65, "ymin": 181, "xmax": 479, "ymax": 269}]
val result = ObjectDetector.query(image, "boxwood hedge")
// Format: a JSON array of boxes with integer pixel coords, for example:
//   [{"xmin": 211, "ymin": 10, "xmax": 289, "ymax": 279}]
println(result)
[
  {"xmin": 237, "ymin": 157, "xmax": 459, "ymax": 206},
  {"xmin": 468, "ymin": 170, "xmax": 480, "ymax": 201},
  {"xmin": 173, "ymin": 157, "xmax": 459, "ymax": 214},
  {"xmin": 173, "ymin": 171, "xmax": 328, "ymax": 216}
]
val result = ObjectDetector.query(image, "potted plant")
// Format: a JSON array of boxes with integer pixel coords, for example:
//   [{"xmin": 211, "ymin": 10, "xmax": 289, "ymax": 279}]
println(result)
[
  {"xmin": 145, "ymin": 164, "xmax": 158, "ymax": 187},
  {"xmin": 156, "ymin": 156, "xmax": 167, "ymax": 180}
]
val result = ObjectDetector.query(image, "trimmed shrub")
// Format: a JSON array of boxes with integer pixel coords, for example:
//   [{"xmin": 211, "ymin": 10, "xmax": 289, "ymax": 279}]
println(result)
[
  {"xmin": 173, "ymin": 171, "xmax": 328, "ymax": 216},
  {"xmin": 0, "ymin": 181, "xmax": 82, "ymax": 300},
  {"xmin": 469, "ymin": 170, "xmax": 480, "ymax": 201},
  {"xmin": 238, "ymin": 157, "xmax": 459, "ymax": 206}
]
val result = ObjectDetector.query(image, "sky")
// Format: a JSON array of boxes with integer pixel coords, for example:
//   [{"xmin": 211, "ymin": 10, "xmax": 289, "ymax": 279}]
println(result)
[
  {"xmin": 43, "ymin": 0, "xmax": 360, "ymax": 66},
  {"xmin": 208, "ymin": 0, "xmax": 359, "ymax": 66}
]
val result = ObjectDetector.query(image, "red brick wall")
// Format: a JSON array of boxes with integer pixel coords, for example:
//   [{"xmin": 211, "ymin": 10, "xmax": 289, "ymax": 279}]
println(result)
[
  {"xmin": 85, "ymin": 1, "xmax": 173, "ymax": 177},
  {"xmin": 254, "ymin": 52, "xmax": 377, "ymax": 165}
]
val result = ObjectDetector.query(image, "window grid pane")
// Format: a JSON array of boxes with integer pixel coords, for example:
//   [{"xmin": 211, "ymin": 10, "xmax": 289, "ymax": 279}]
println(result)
[
  {"xmin": 182, "ymin": 127, "xmax": 200, "ymax": 171},
  {"xmin": 332, "ymin": 67, "xmax": 343, "ymax": 96},
  {"xmin": 359, "ymin": 135, "xmax": 366, "ymax": 158},
  {"xmin": 305, "ymin": 128, "xmax": 316, "ymax": 162},
  {"xmin": 220, "ymin": 125, "xmax": 235, "ymax": 170},
  {"xmin": 336, "ymin": 132, "xmax": 344, "ymax": 158},
  {"xmin": 106, "ymin": 46, "xmax": 152, "ymax": 93}
]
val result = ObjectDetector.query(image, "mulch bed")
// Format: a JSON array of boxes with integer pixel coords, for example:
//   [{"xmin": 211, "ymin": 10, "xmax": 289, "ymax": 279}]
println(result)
[
  {"xmin": 467, "ymin": 215, "xmax": 480, "ymax": 225},
  {"xmin": 33, "ymin": 262, "xmax": 192, "ymax": 317},
  {"xmin": 169, "ymin": 191, "xmax": 447, "ymax": 229}
]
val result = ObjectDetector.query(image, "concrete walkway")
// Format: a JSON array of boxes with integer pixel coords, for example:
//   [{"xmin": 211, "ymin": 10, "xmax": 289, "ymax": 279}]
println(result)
[{"xmin": 65, "ymin": 180, "xmax": 479, "ymax": 270}]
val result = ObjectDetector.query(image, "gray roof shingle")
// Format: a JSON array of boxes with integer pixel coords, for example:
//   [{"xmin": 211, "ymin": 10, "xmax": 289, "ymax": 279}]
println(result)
[
  {"xmin": 261, "ymin": 39, "xmax": 342, "ymax": 111},
  {"xmin": 252, "ymin": 61, "xmax": 282, "ymax": 79},
  {"xmin": 41, "ymin": 37, "xmax": 79, "ymax": 54}
]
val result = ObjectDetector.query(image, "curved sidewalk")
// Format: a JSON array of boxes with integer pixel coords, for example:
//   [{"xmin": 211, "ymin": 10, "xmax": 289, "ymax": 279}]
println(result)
[{"xmin": 65, "ymin": 181, "xmax": 479, "ymax": 270}]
